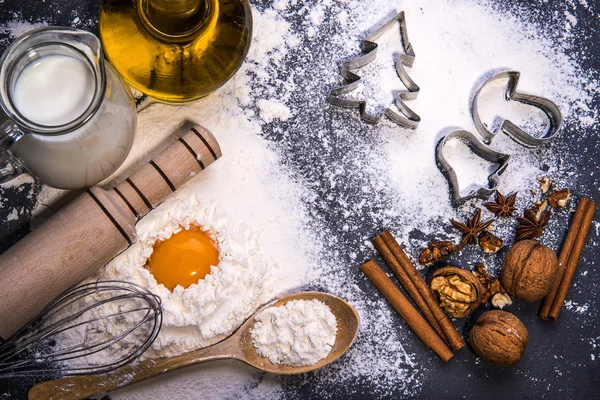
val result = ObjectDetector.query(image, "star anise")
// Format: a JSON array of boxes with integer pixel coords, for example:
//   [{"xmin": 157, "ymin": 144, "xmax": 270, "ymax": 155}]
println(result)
[
  {"xmin": 484, "ymin": 190, "xmax": 518, "ymax": 218},
  {"xmin": 451, "ymin": 209, "xmax": 494, "ymax": 250},
  {"xmin": 515, "ymin": 208, "xmax": 551, "ymax": 241}
]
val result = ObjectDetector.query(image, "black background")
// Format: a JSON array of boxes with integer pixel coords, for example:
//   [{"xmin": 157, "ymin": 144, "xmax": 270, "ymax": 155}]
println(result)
[{"xmin": 1, "ymin": 0, "xmax": 600, "ymax": 399}]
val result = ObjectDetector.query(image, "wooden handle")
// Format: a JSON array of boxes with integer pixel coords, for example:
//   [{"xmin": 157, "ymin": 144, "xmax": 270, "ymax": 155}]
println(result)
[
  {"xmin": 0, "ymin": 187, "xmax": 135, "ymax": 340},
  {"xmin": 110, "ymin": 125, "xmax": 222, "ymax": 218},
  {"xmin": 0, "ymin": 125, "xmax": 221, "ymax": 340},
  {"xmin": 28, "ymin": 338, "xmax": 240, "ymax": 400}
]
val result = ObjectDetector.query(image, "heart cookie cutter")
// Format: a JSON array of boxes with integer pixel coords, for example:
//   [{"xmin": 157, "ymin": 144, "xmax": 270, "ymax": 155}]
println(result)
[
  {"xmin": 327, "ymin": 11, "xmax": 421, "ymax": 129},
  {"xmin": 471, "ymin": 70, "xmax": 562, "ymax": 148},
  {"xmin": 436, "ymin": 130, "xmax": 511, "ymax": 206}
]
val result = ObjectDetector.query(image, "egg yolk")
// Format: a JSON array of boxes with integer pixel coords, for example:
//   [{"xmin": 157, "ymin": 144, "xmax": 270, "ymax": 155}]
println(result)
[{"xmin": 147, "ymin": 227, "xmax": 219, "ymax": 291}]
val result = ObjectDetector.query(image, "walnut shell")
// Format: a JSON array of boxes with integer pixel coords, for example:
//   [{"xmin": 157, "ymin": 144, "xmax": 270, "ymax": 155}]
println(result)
[
  {"xmin": 430, "ymin": 266, "xmax": 483, "ymax": 318},
  {"xmin": 501, "ymin": 240, "xmax": 558, "ymax": 302},
  {"xmin": 470, "ymin": 310, "xmax": 528, "ymax": 366}
]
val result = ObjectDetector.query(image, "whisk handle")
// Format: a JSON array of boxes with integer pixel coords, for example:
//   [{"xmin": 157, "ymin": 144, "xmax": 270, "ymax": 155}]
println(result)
[{"xmin": 28, "ymin": 339, "xmax": 241, "ymax": 400}]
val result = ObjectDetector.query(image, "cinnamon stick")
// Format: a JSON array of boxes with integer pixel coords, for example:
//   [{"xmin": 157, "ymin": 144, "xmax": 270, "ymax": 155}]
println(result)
[
  {"xmin": 539, "ymin": 198, "xmax": 590, "ymax": 319},
  {"xmin": 378, "ymin": 230, "xmax": 465, "ymax": 351},
  {"xmin": 547, "ymin": 199, "xmax": 596, "ymax": 320},
  {"xmin": 360, "ymin": 259, "xmax": 454, "ymax": 362},
  {"xmin": 372, "ymin": 235, "xmax": 446, "ymax": 342}
]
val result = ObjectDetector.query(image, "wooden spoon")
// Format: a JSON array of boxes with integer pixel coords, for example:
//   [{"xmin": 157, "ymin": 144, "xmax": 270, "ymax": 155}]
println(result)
[{"xmin": 28, "ymin": 291, "xmax": 360, "ymax": 400}]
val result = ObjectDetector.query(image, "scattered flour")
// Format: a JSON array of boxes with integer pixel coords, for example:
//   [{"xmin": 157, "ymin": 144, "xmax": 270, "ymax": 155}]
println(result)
[
  {"xmin": 5, "ymin": 208, "xmax": 18, "ymax": 221},
  {"xmin": 590, "ymin": 335, "xmax": 599, "ymax": 362},
  {"xmin": 1, "ymin": 20, "xmax": 48, "ymax": 38},
  {"xmin": 257, "ymin": 98, "xmax": 293, "ymax": 123},
  {"xmin": 309, "ymin": 6, "xmax": 325, "ymax": 26},
  {"xmin": 0, "ymin": 0, "xmax": 599, "ymax": 398},
  {"xmin": 250, "ymin": 299, "xmax": 337, "ymax": 366},
  {"xmin": 563, "ymin": 300, "xmax": 590, "ymax": 315},
  {"xmin": 0, "ymin": 171, "xmax": 34, "ymax": 189}
]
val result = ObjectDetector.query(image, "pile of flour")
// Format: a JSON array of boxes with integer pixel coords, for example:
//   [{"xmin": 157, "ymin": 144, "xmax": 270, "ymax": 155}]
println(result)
[
  {"xmin": 97, "ymin": 197, "xmax": 275, "ymax": 358},
  {"xmin": 250, "ymin": 299, "xmax": 337, "ymax": 367}
]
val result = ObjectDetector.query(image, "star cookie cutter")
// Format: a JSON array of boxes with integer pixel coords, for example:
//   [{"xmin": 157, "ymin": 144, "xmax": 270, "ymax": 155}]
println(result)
[
  {"xmin": 436, "ymin": 130, "xmax": 511, "ymax": 206},
  {"xmin": 327, "ymin": 11, "xmax": 421, "ymax": 129},
  {"xmin": 471, "ymin": 70, "xmax": 562, "ymax": 148}
]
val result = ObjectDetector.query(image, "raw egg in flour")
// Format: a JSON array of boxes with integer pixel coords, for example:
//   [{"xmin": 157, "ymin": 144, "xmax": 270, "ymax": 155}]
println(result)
[{"xmin": 147, "ymin": 226, "xmax": 219, "ymax": 291}]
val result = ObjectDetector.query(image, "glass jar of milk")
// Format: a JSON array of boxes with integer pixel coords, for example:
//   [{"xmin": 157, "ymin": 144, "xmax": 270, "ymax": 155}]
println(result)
[{"xmin": 0, "ymin": 27, "xmax": 136, "ymax": 189}]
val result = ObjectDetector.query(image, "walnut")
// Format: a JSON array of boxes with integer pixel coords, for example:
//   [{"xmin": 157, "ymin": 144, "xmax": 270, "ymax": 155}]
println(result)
[
  {"xmin": 491, "ymin": 292, "xmax": 513, "ymax": 309},
  {"xmin": 430, "ymin": 266, "xmax": 483, "ymax": 318},
  {"xmin": 418, "ymin": 241, "xmax": 457, "ymax": 265},
  {"xmin": 470, "ymin": 310, "xmax": 529, "ymax": 366},
  {"xmin": 501, "ymin": 240, "xmax": 558, "ymax": 302},
  {"xmin": 474, "ymin": 264, "xmax": 512, "ymax": 308},
  {"xmin": 532, "ymin": 199, "xmax": 548, "ymax": 221},
  {"xmin": 478, "ymin": 231, "xmax": 503, "ymax": 254},
  {"xmin": 474, "ymin": 263, "xmax": 493, "ymax": 303},
  {"xmin": 489, "ymin": 279, "xmax": 512, "ymax": 308},
  {"xmin": 547, "ymin": 189, "xmax": 570, "ymax": 208},
  {"xmin": 538, "ymin": 177, "xmax": 553, "ymax": 194},
  {"xmin": 488, "ymin": 279, "xmax": 502, "ymax": 296}
]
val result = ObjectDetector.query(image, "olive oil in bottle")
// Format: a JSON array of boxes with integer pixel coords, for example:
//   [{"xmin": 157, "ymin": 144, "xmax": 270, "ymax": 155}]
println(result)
[{"xmin": 99, "ymin": 0, "xmax": 252, "ymax": 103}]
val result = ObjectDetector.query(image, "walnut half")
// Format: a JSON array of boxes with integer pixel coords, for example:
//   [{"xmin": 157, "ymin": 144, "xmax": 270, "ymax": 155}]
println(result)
[
  {"xmin": 478, "ymin": 231, "xmax": 503, "ymax": 254},
  {"xmin": 547, "ymin": 189, "xmax": 570, "ymax": 208},
  {"xmin": 474, "ymin": 264, "xmax": 513, "ymax": 308},
  {"xmin": 430, "ymin": 266, "xmax": 483, "ymax": 318},
  {"xmin": 418, "ymin": 241, "xmax": 457, "ymax": 265},
  {"xmin": 491, "ymin": 292, "xmax": 513, "ymax": 309},
  {"xmin": 538, "ymin": 177, "xmax": 553, "ymax": 194}
]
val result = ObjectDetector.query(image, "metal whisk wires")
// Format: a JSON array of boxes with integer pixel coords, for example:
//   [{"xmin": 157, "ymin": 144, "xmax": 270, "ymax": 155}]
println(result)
[{"xmin": 0, "ymin": 280, "xmax": 162, "ymax": 378}]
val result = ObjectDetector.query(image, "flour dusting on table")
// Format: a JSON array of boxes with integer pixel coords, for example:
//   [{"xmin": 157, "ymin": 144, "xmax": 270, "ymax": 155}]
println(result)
[{"xmin": 1, "ymin": 0, "xmax": 599, "ymax": 398}]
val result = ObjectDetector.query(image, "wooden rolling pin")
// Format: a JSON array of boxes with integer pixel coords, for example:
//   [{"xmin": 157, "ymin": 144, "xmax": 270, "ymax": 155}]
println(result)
[{"xmin": 0, "ymin": 125, "xmax": 221, "ymax": 340}]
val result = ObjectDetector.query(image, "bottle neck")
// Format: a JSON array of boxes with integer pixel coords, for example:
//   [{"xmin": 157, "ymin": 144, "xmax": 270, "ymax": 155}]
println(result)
[{"xmin": 139, "ymin": 0, "xmax": 212, "ymax": 42}]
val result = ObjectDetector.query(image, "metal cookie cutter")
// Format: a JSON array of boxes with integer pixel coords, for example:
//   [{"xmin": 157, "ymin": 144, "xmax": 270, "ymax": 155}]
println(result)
[
  {"xmin": 471, "ymin": 70, "xmax": 562, "ymax": 148},
  {"xmin": 436, "ymin": 130, "xmax": 511, "ymax": 206},
  {"xmin": 327, "ymin": 11, "xmax": 421, "ymax": 129}
]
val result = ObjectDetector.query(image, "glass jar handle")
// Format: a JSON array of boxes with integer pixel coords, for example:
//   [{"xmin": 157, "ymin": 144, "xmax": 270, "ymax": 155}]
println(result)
[{"xmin": 0, "ymin": 120, "xmax": 26, "ymax": 184}]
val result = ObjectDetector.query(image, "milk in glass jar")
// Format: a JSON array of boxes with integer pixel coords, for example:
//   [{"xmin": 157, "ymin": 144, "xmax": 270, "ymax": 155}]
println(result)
[{"xmin": 0, "ymin": 27, "xmax": 136, "ymax": 189}]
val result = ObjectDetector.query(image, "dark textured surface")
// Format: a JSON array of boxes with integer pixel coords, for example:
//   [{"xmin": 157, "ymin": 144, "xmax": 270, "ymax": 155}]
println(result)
[{"xmin": 1, "ymin": 0, "xmax": 600, "ymax": 399}]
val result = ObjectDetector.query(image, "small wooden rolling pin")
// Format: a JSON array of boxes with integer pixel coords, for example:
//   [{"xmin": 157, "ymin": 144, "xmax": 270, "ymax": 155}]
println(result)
[{"xmin": 0, "ymin": 125, "xmax": 221, "ymax": 340}]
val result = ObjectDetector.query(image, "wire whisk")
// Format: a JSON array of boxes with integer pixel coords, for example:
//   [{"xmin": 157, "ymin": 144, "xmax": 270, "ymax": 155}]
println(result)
[{"xmin": 0, "ymin": 280, "xmax": 162, "ymax": 378}]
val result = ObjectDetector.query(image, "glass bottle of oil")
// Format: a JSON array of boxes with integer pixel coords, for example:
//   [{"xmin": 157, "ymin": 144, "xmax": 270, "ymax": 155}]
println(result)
[{"xmin": 99, "ymin": 0, "xmax": 252, "ymax": 103}]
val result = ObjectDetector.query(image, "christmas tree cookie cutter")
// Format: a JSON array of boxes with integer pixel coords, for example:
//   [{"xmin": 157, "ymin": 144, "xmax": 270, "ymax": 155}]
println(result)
[
  {"xmin": 327, "ymin": 11, "xmax": 421, "ymax": 129},
  {"xmin": 471, "ymin": 70, "xmax": 562, "ymax": 148},
  {"xmin": 436, "ymin": 130, "xmax": 511, "ymax": 207}
]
